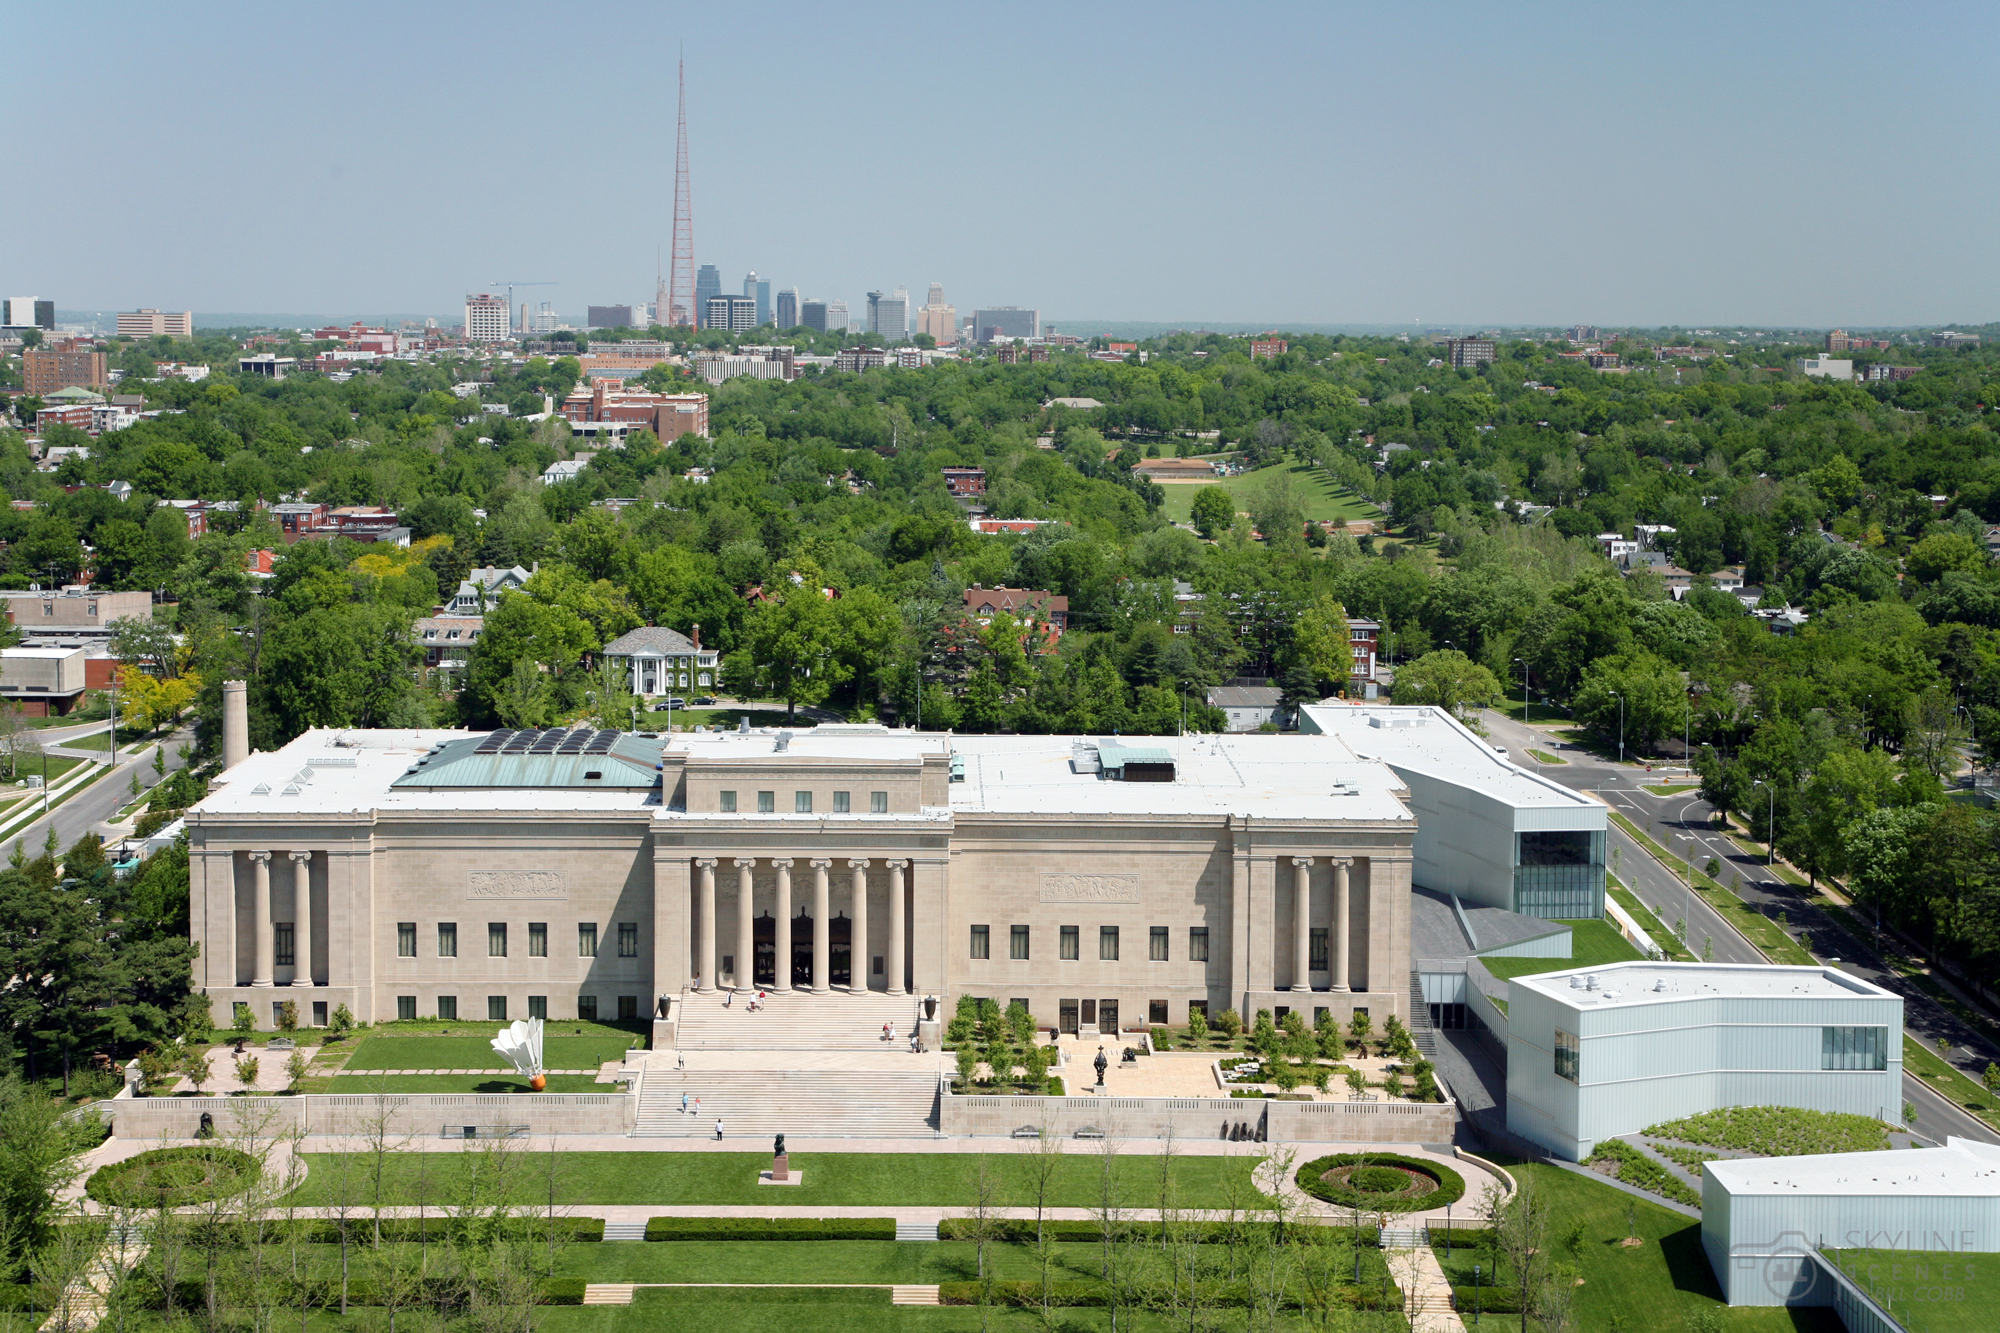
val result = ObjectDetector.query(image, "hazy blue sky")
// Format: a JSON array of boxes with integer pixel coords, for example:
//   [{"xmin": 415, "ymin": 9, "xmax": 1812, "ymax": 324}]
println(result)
[{"xmin": 6, "ymin": 1, "xmax": 1995, "ymax": 328}]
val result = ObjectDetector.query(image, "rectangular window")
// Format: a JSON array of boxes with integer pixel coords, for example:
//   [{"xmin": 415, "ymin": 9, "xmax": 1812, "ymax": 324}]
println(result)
[
  {"xmin": 1010, "ymin": 925, "xmax": 1030, "ymax": 960},
  {"xmin": 1100, "ymin": 926, "xmax": 1120, "ymax": 961},
  {"xmin": 1309, "ymin": 928, "xmax": 1328, "ymax": 971},
  {"xmin": 1149, "ymin": 999, "xmax": 1169, "ymax": 1025},
  {"xmin": 1150, "ymin": 926, "xmax": 1169, "ymax": 961},
  {"xmin": 528, "ymin": 995, "xmax": 546, "ymax": 1020},
  {"xmin": 528, "ymin": 922, "xmax": 547, "ymax": 957},
  {"xmin": 1060, "ymin": 925, "xmax": 1080, "ymax": 960},
  {"xmin": 437, "ymin": 995, "xmax": 457, "ymax": 1021},
  {"xmin": 757, "ymin": 791, "xmax": 775, "ymax": 813},
  {"xmin": 397, "ymin": 996, "xmax": 416, "ymax": 1021},
  {"xmin": 833, "ymin": 790, "xmax": 850, "ymax": 813},
  {"xmin": 274, "ymin": 922, "xmax": 295, "ymax": 967},
  {"xmin": 398, "ymin": 922, "xmax": 416, "ymax": 957},
  {"xmin": 488, "ymin": 995, "xmax": 507, "ymax": 1021},
  {"xmin": 970, "ymin": 925, "xmax": 990, "ymax": 959},
  {"xmin": 618, "ymin": 995, "xmax": 639, "ymax": 1020},
  {"xmin": 1822, "ymin": 1026, "xmax": 1889, "ymax": 1071},
  {"xmin": 488, "ymin": 923, "xmax": 507, "ymax": 957},
  {"xmin": 1187, "ymin": 999, "xmax": 1208, "ymax": 1022},
  {"xmin": 870, "ymin": 791, "xmax": 887, "ymax": 814},
  {"xmin": 437, "ymin": 922, "xmax": 457, "ymax": 958},
  {"xmin": 577, "ymin": 995, "xmax": 598, "ymax": 1021},
  {"xmin": 578, "ymin": 923, "xmax": 598, "ymax": 957},
  {"xmin": 1188, "ymin": 927, "xmax": 1210, "ymax": 962},
  {"xmin": 719, "ymin": 790, "xmax": 736, "ymax": 812},
  {"xmin": 1554, "ymin": 1028, "xmax": 1580, "ymax": 1084},
  {"xmin": 795, "ymin": 791, "xmax": 812, "ymax": 813},
  {"xmin": 618, "ymin": 922, "xmax": 638, "ymax": 957}
]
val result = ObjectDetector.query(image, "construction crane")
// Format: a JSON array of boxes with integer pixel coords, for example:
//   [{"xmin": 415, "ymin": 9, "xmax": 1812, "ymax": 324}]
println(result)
[{"xmin": 491, "ymin": 281, "xmax": 556, "ymax": 333}]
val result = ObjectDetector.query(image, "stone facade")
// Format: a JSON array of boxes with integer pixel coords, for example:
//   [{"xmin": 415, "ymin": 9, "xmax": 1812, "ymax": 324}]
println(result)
[{"xmin": 189, "ymin": 727, "xmax": 1416, "ymax": 1036}]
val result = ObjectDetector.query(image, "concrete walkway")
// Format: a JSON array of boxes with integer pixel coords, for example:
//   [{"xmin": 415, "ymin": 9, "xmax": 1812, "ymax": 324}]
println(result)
[{"xmin": 1384, "ymin": 1240, "xmax": 1463, "ymax": 1333}]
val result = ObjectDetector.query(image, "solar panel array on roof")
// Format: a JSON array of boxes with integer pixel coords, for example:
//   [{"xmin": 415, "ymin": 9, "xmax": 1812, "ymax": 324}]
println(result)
[{"xmin": 474, "ymin": 730, "xmax": 514, "ymax": 754}]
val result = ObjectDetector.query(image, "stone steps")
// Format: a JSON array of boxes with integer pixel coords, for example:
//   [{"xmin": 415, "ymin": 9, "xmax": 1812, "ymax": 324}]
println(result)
[
  {"xmin": 891, "ymin": 1286, "xmax": 942, "ymax": 1305},
  {"xmin": 583, "ymin": 1285, "xmax": 636, "ymax": 1305},
  {"xmin": 602, "ymin": 1221, "xmax": 647, "ymax": 1241},
  {"xmin": 676, "ymin": 992, "xmax": 928, "ymax": 1051},
  {"xmin": 895, "ymin": 1221, "xmax": 940, "ymax": 1242},
  {"xmin": 636, "ymin": 1067, "xmax": 938, "ymax": 1138}
]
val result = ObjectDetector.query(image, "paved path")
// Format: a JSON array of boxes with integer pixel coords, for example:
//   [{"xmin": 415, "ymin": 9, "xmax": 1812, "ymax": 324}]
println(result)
[
  {"xmin": 1386, "ymin": 1239, "xmax": 1463, "ymax": 1333},
  {"xmin": 1478, "ymin": 709, "xmax": 2000, "ymax": 1148}
]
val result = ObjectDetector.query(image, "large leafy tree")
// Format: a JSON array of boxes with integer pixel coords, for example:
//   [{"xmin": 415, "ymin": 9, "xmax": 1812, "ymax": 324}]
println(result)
[{"xmin": 1390, "ymin": 650, "xmax": 1502, "ymax": 720}]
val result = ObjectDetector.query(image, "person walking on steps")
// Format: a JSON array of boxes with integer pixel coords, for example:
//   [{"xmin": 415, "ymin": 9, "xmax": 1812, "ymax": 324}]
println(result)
[
  {"xmin": 681, "ymin": 1092, "xmax": 689, "ymax": 1114},
  {"xmin": 714, "ymin": 1118, "xmax": 724, "ymax": 1141}
]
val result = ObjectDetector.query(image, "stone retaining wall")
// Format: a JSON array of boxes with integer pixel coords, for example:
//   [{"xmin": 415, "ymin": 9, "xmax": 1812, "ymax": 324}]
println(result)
[
  {"xmin": 105, "ymin": 1092, "xmax": 636, "ymax": 1140},
  {"xmin": 942, "ymin": 1091, "xmax": 1457, "ymax": 1144}
]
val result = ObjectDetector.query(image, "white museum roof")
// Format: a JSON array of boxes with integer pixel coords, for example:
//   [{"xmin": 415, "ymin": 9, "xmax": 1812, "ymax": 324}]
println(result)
[
  {"xmin": 1513, "ymin": 960, "xmax": 1899, "ymax": 1010},
  {"xmin": 1708, "ymin": 1137, "xmax": 2000, "ymax": 1198},
  {"xmin": 1299, "ymin": 703, "xmax": 1602, "ymax": 815}
]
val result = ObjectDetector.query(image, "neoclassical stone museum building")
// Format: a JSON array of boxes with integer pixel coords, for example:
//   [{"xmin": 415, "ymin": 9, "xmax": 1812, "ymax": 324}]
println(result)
[{"xmin": 189, "ymin": 709, "xmax": 1438, "ymax": 1038}]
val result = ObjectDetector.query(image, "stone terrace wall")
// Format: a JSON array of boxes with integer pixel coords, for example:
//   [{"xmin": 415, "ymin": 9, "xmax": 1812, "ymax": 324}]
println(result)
[
  {"xmin": 107, "ymin": 1092, "xmax": 635, "ymax": 1140},
  {"xmin": 943, "ymin": 1092, "xmax": 1456, "ymax": 1144}
]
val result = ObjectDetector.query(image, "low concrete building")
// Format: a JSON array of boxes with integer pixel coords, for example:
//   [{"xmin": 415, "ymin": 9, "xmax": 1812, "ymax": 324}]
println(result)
[
  {"xmin": 1505, "ymin": 960, "xmax": 1903, "ymax": 1161},
  {"xmin": 0, "ymin": 645, "xmax": 90, "ymax": 714},
  {"xmin": 1208, "ymin": 682, "xmax": 1283, "ymax": 732},
  {"xmin": 0, "ymin": 587, "xmax": 151, "ymax": 639}
]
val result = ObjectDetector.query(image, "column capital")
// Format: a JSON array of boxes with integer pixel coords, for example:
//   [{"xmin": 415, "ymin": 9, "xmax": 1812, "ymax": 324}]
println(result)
[
  {"xmin": 1331, "ymin": 856, "xmax": 1354, "ymax": 869},
  {"xmin": 694, "ymin": 857, "xmax": 718, "ymax": 869},
  {"xmin": 1291, "ymin": 856, "xmax": 1314, "ymax": 868},
  {"xmin": 809, "ymin": 858, "xmax": 833, "ymax": 869},
  {"xmin": 248, "ymin": 851, "xmax": 272, "ymax": 864},
  {"xmin": 885, "ymin": 858, "xmax": 909, "ymax": 870},
  {"xmin": 769, "ymin": 858, "xmax": 795, "ymax": 870},
  {"xmin": 732, "ymin": 857, "xmax": 757, "ymax": 869},
  {"xmin": 288, "ymin": 850, "xmax": 313, "ymax": 864},
  {"xmin": 846, "ymin": 858, "xmax": 870, "ymax": 870}
]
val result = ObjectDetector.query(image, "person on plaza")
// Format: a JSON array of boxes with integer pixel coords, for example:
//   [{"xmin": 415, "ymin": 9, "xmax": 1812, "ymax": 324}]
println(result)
[
  {"xmin": 887, "ymin": 1021, "xmax": 897, "ymax": 1045},
  {"xmin": 881, "ymin": 1021, "xmax": 890, "ymax": 1041},
  {"xmin": 715, "ymin": 1118, "xmax": 724, "ymax": 1140},
  {"xmin": 681, "ymin": 1091, "xmax": 689, "ymax": 1114}
]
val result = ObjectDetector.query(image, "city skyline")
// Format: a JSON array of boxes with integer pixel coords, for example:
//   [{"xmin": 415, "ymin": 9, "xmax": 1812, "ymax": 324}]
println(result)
[{"xmin": 4, "ymin": 2, "xmax": 1997, "ymax": 327}]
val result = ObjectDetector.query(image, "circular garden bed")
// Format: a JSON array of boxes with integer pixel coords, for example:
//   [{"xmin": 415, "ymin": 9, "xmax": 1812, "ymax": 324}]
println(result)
[
  {"xmin": 87, "ymin": 1147, "xmax": 260, "ymax": 1208},
  {"xmin": 1295, "ymin": 1153, "xmax": 1465, "ymax": 1212}
]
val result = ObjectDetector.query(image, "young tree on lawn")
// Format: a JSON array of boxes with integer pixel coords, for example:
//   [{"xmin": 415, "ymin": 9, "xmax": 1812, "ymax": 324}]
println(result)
[
  {"xmin": 1493, "ymin": 1175, "xmax": 1551, "ymax": 1333},
  {"xmin": 956, "ymin": 1155, "xmax": 1005, "ymax": 1333}
]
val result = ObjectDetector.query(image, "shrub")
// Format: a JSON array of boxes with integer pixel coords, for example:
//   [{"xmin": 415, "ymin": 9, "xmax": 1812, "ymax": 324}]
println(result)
[
  {"xmin": 88, "ymin": 1147, "xmax": 259, "ymax": 1208},
  {"xmin": 643, "ymin": 1217, "xmax": 895, "ymax": 1242},
  {"xmin": 1295, "ymin": 1153, "xmax": 1466, "ymax": 1213},
  {"xmin": 1642, "ymin": 1106, "xmax": 1889, "ymax": 1157},
  {"xmin": 1452, "ymin": 1285, "xmax": 1524, "ymax": 1314},
  {"xmin": 541, "ymin": 1278, "xmax": 587, "ymax": 1305},
  {"xmin": 1586, "ymin": 1141, "xmax": 1701, "ymax": 1208}
]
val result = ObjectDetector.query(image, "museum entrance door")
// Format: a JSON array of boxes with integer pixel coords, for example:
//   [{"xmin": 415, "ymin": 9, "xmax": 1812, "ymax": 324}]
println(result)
[
  {"xmin": 830, "ymin": 912, "xmax": 852, "ymax": 988},
  {"xmin": 752, "ymin": 912, "xmax": 776, "ymax": 987},
  {"xmin": 790, "ymin": 911, "xmax": 814, "ymax": 988}
]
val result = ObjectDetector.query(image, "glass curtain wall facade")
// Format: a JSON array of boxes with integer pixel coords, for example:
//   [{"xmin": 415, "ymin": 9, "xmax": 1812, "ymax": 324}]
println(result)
[{"xmin": 1513, "ymin": 828, "xmax": 1605, "ymax": 918}]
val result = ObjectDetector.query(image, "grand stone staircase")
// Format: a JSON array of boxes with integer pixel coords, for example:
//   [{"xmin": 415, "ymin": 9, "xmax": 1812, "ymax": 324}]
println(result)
[
  {"xmin": 674, "ymin": 990, "xmax": 925, "ymax": 1051},
  {"xmin": 634, "ymin": 1064, "xmax": 940, "ymax": 1138}
]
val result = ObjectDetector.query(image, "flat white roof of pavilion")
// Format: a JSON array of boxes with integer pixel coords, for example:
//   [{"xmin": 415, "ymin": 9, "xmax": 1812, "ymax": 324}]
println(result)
[
  {"xmin": 1513, "ymin": 960, "xmax": 1898, "ymax": 1010},
  {"xmin": 1707, "ymin": 1137, "xmax": 2000, "ymax": 1197},
  {"xmin": 1300, "ymin": 703, "xmax": 1601, "ymax": 814},
  {"xmin": 194, "ymin": 725, "xmax": 1412, "ymax": 823}
]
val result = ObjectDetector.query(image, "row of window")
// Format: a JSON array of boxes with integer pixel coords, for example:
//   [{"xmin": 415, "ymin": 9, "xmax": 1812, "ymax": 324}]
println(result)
[
  {"xmin": 718, "ymin": 789, "xmax": 889, "ymax": 814},
  {"xmin": 398, "ymin": 922, "xmax": 638, "ymax": 959},
  {"xmin": 969, "ymin": 925, "xmax": 1211, "ymax": 963},
  {"xmin": 394, "ymin": 995, "xmax": 641, "ymax": 1022},
  {"xmin": 1553, "ymin": 1024, "xmax": 1891, "ymax": 1085}
]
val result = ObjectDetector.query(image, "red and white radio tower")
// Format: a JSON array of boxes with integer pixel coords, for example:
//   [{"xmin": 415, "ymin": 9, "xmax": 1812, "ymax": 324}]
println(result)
[{"xmin": 668, "ymin": 56, "xmax": 695, "ymax": 328}]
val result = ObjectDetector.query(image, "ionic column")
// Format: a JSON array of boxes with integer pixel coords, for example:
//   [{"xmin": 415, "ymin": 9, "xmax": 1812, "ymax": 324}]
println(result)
[
  {"xmin": 734, "ymin": 858, "xmax": 756, "ymax": 993},
  {"xmin": 289, "ymin": 851, "xmax": 314, "ymax": 987},
  {"xmin": 848, "ymin": 859, "xmax": 870, "ymax": 995},
  {"xmin": 886, "ymin": 859, "xmax": 908, "ymax": 996},
  {"xmin": 771, "ymin": 858, "xmax": 794, "ymax": 994},
  {"xmin": 250, "ymin": 852, "xmax": 274, "ymax": 987},
  {"xmin": 1331, "ymin": 857, "xmax": 1353, "ymax": 993},
  {"xmin": 695, "ymin": 859, "xmax": 717, "ymax": 993},
  {"xmin": 1291, "ymin": 856, "xmax": 1313, "ymax": 992},
  {"xmin": 810, "ymin": 859, "xmax": 832, "ymax": 994}
]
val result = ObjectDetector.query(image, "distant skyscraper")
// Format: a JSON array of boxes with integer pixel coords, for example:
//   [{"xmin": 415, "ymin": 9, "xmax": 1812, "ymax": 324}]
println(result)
[
  {"xmin": 464, "ymin": 293, "xmax": 511, "ymax": 342},
  {"xmin": 704, "ymin": 294, "xmax": 757, "ymax": 332},
  {"xmin": 694, "ymin": 265, "xmax": 722, "ymax": 327},
  {"xmin": 744, "ymin": 272, "xmax": 771, "ymax": 327},
  {"xmin": 586, "ymin": 304, "xmax": 642, "ymax": 328},
  {"xmin": 826, "ymin": 299, "xmax": 848, "ymax": 332},
  {"xmin": 918, "ymin": 283, "xmax": 956, "ymax": 344},
  {"xmin": 800, "ymin": 300, "xmax": 828, "ymax": 332},
  {"xmin": 776, "ymin": 288, "xmax": 800, "ymax": 330},
  {"xmin": 867, "ymin": 289, "xmax": 909, "ymax": 341},
  {"xmin": 972, "ymin": 307, "xmax": 1039, "ymax": 343},
  {"xmin": 116, "ymin": 309, "xmax": 194, "ymax": 338},
  {"xmin": 2, "ymin": 297, "xmax": 54, "ymax": 330}
]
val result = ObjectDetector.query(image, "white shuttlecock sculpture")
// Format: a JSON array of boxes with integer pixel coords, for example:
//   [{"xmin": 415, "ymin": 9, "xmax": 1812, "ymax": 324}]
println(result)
[{"xmin": 490, "ymin": 1017, "xmax": 547, "ymax": 1090}]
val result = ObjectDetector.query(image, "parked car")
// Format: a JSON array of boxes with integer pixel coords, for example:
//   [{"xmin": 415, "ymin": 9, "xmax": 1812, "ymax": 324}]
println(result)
[{"xmin": 692, "ymin": 696, "xmax": 716, "ymax": 706}]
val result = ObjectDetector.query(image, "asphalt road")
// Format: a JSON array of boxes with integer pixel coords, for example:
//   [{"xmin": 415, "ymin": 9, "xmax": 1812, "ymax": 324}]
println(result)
[
  {"xmin": 6, "ymin": 726, "xmax": 192, "ymax": 860},
  {"xmin": 1481, "ymin": 708, "xmax": 2000, "ymax": 1148}
]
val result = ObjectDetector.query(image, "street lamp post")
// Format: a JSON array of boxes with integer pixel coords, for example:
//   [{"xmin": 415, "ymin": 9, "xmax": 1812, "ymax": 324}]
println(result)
[
  {"xmin": 1752, "ymin": 778, "xmax": 1775, "ymax": 867},
  {"xmin": 1609, "ymin": 690, "xmax": 1625, "ymax": 764},
  {"xmin": 1513, "ymin": 657, "xmax": 1529, "ymax": 727}
]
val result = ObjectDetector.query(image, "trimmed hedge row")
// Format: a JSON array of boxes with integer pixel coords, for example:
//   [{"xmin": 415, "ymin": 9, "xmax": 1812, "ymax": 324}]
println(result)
[
  {"xmin": 643, "ymin": 1217, "xmax": 896, "ymax": 1242},
  {"xmin": 1452, "ymin": 1285, "xmax": 1524, "ymax": 1314},
  {"xmin": 1295, "ymin": 1153, "xmax": 1466, "ymax": 1213},
  {"xmin": 301, "ymin": 1217, "xmax": 603, "ymax": 1243},
  {"xmin": 155, "ymin": 1276, "xmax": 584, "ymax": 1310},
  {"xmin": 937, "ymin": 1281, "xmax": 1403, "ymax": 1311},
  {"xmin": 936, "ymin": 1219, "xmax": 1376, "ymax": 1246}
]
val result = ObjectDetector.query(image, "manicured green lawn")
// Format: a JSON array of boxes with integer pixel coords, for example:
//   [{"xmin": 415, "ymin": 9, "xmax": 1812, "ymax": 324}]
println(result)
[
  {"xmin": 327, "ymin": 1074, "xmax": 609, "ymax": 1094},
  {"xmin": 1155, "ymin": 463, "xmax": 1384, "ymax": 526},
  {"xmin": 1476, "ymin": 919, "xmax": 1644, "ymax": 984},
  {"xmin": 1822, "ymin": 1250, "xmax": 1998, "ymax": 1333},
  {"xmin": 341, "ymin": 1024, "xmax": 644, "ymax": 1071},
  {"xmin": 1453, "ymin": 1159, "xmax": 1842, "ymax": 1332},
  {"xmin": 1608, "ymin": 882, "xmax": 1696, "ymax": 962},
  {"xmin": 538, "ymin": 1289, "xmax": 1179, "ymax": 1333},
  {"xmin": 290, "ymin": 1151, "xmax": 1259, "ymax": 1210},
  {"xmin": 1902, "ymin": 1036, "xmax": 2000, "ymax": 1131}
]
